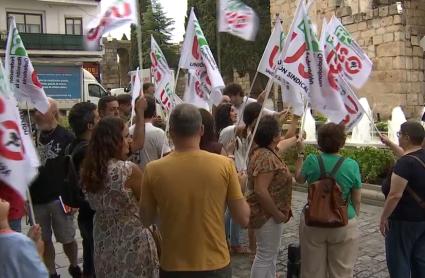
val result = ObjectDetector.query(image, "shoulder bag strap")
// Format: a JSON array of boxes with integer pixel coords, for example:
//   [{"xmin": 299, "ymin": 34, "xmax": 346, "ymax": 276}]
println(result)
[
  {"xmin": 266, "ymin": 147, "xmax": 281, "ymax": 161},
  {"xmin": 405, "ymin": 155, "xmax": 425, "ymax": 209},
  {"xmin": 330, "ymin": 157, "xmax": 345, "ymax": 178},
  {"xmin": 317, "ymin": 155, "xmax": 326, "ymax": 178}
]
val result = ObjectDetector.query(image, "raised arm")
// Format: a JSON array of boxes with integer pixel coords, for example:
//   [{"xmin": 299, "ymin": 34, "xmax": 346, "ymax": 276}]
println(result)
[{"xmin": 130, "ymin": 97, "xmax": 147, "ymax": 153}]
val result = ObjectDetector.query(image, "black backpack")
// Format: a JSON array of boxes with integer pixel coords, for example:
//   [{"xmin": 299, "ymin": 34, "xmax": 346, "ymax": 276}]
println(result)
[{"xmin": 61, "ymin": 141, "xmax": 87, "ymax": 208}]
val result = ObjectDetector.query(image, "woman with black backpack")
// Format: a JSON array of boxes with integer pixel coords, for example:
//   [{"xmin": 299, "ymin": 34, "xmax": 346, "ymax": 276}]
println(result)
[{"xmin": 295, "ymin": 123, "xmax": 362, "ymax": 278}]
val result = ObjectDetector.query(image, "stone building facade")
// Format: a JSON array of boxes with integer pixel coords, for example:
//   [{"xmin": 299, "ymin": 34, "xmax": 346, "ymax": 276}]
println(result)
[
  {"xmin": 270, "ymin": 0, "xmax": 425, "ymax": 118},
  {"xmin": 101, "ymin": 38, "xmax": 131, "ymax": 89}
]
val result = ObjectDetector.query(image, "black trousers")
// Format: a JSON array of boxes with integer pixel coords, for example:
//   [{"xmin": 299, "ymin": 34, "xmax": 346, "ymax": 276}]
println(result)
[
  {"xmin": 78, "ymin": 202, "xmax": 95, "ymax": 276},
  {"xmin": 160, "ymin": 264, "xmax": 231, "ymax": 278}
]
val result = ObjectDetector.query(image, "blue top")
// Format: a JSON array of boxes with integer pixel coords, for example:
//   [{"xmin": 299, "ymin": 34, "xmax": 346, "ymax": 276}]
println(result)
[{"xmin": 0, "ymin": 231, "xmax": 48, "ymax": 278}]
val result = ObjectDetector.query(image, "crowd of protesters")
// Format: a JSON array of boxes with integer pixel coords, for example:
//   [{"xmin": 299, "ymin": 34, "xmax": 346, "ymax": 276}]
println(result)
[{"xmin": 1, "ymin": 82, "xmax": 425, "ymax": 278}]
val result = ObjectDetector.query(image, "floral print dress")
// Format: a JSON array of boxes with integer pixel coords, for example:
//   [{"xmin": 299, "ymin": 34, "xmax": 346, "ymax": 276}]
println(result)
[{"xmin": 87, "ymin": 160, "xmax": 159, "ymax": 278}]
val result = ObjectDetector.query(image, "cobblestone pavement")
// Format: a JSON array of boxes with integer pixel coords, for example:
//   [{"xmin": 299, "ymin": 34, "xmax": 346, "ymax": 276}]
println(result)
[
  {"xmin": 232, "ymin": 191, "xmax": 389, "ymax": 278},
  {"xmin": 23, "ymin": 191, "xmax": 388, "ymax": 277}
]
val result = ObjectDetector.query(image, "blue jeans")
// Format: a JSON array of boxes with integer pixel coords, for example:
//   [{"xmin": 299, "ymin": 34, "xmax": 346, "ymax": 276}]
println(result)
[
  {"xmin": 385, "ymin": 220, "xmax": 425, "ymax": 278},
  {"xmin": 225, "ymin": 210, "xmax": 240, "ymax": 246},
  {"xmin": 9, "ymin": 218, "xmax": 22, "ymax": 232}
]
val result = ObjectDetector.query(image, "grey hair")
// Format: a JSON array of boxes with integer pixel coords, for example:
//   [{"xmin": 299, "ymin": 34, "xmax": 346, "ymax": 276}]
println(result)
[{"xmin": 170, "ymin": 104, "xmax": 202, "ymax": 137}]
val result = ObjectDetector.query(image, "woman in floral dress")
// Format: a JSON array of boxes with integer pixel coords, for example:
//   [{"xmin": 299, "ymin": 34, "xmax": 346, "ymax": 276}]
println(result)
[{"xmin": 81, "ymin": 116, "xmax": 159, "ymax": 278}]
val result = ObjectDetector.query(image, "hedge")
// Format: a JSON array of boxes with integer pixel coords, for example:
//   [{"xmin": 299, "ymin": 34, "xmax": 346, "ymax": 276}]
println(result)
[{"xmin": 282, "ymin": 144, "xmax": 395, "ymax": 184}]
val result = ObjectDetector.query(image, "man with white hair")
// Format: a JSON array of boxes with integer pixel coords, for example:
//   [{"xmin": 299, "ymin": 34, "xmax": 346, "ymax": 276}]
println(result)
[{"xmin": 30, "ymin": 98, "xmax": 81, "ymax": 278}]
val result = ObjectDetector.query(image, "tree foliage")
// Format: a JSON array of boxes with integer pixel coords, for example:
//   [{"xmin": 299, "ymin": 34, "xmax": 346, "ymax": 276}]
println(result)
[
  {"xmin": 130, "ymin": 0, "xmax": 178, "ymax": 70},
  {"xmin": 186, "ymin": 0, "xmax": 271, "ymax": 92}
]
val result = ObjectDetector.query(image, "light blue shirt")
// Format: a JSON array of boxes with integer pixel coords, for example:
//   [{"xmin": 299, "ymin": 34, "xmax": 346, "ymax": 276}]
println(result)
[{"xmin": 0, "ymin": 231, "xmax": 48, "ymax": 278}]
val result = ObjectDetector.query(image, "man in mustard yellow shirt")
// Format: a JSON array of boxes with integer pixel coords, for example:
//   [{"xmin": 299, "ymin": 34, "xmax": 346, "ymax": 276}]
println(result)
[{"xmin": 141, "ymin": 104, "xmax": 250, "ymax": 278}]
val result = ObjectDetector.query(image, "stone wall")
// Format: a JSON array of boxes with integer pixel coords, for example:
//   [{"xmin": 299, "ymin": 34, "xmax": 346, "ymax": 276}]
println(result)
[
  {"xmin": 101, "ymin": 38, "xmax": 131, "ymax": 89},
  {"xmin": 270, "ymin": 0, "xmax": 425, "ymax": 119},
  {"xmin": 233, "ymin": 71, "xmax": 251, "ymax": 93}
]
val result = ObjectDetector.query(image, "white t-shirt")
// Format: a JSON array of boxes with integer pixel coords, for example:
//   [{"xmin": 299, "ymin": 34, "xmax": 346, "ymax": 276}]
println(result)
[
  {"xmin": 129, "ymin": 122, "xmax": 171, "ymax": 168},
  {"xmin": 235, "ymin": 96, "xmax": 276, "ymax": 125},
  {"xmin": 219, "ymin": 125, "xmax": 250, "ymax": 172}
]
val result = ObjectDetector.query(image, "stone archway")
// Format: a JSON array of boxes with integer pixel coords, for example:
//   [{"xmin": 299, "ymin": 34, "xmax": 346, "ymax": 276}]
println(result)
[
  {"xmin": 101, "ymin": 38, "xmax": 131, "ymax": 89},
  {"xmin": 117, "ymin": 47, "xmax": 130, "ymax": 87}
]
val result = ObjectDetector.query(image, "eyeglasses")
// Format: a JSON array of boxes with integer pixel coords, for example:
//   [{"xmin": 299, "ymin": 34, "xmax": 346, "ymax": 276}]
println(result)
[{"xmin": 397, "ymin": 131, "xmax": 403, "ymax": 138}]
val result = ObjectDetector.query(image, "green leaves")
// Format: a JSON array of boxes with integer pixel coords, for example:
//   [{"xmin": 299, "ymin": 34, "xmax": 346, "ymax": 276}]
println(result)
[
  {"xmin": 130, "ymin": 0, "xmax": 178, "ymax": 70},
  {"xmin": 283, "ymin": 144, "xmax": 394, "ymax": 184}
]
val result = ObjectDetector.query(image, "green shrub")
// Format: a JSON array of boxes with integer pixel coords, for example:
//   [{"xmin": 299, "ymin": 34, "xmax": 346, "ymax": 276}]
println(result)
[
  {"xmin": 376, "ymin": 121, "xmax": 388, "ymax": 132},
  {"xmin": 282, "ymin": 145, "xmax": 394, "ymax": 184},
  {"xmin": 313, "ymin": 113, "xmax": 327, "ymax": 123}
]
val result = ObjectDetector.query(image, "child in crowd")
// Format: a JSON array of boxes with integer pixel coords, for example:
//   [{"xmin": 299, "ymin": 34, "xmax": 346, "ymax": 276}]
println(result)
[{"xmin": 0, "ymin": 198, "xmax": 48, "ymax": 277}]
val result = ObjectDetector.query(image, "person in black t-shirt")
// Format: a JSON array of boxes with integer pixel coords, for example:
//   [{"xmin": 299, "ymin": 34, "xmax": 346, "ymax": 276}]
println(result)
[
  {"xmin": 380, "ymin": 121, "xmax": 425, "ymax": 278},
  {"xmin": 30, "ymin": 98, "xmax": 82, "ymax": 278},
  {"xmin": 68, "ymin": 102, "xmax": 99, "ymax": 278}
]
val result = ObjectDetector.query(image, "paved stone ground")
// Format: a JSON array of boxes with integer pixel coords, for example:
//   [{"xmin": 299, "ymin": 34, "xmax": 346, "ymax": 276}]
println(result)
[{"xmin": 23, "ymin": 191, "xmax": 388, "ymax": 277}]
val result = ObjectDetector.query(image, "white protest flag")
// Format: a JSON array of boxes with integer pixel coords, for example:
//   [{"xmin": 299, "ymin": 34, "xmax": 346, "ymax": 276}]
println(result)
[
  {"xmin": 218, "ymin": 0, "xmax": 259, "ymax": 41},
  {"xmin": 257, "ymin": 17, "xmax": 285, "ymax": 78},
  {"xmin": 85, "ymin": 0, "xmax": 137, "ymax": 49},
  {"xmin": 275, "ymin": 0, "xmax": 347, "ymax": 123},
  {"xmin": 155, "ymin": 74, "xmax": 183, "ymax": 114},
  {"xmin": 129, "ymin": 67, "xmax": 141, "ymax": 124},
  {"xmin": 281, "ymin": 83, "xmax": 305, "ymax": 116},
  {"xmin": 256, "ymin": 16, "xmax": 304, "ymax": 116},
  {"xmin": 0, "ymin": 60, "xmax": 39, "ymax": 199},
  {"xmin": 150, "ymin": 35, "xmax": 173, "ymax": 84},
  {"xmin": 338, "ymin": 76, "xmax": 364, "ymax": 131},
  {"xmin": 150, "ymin": 36, "xmax": 181, "ymax": 113},
  {"xmin": 179, "ymin": 8, "xmax": 224, "ymax": 105},
  {"xmin": 325, "ymin": 16, "xmax": 372, "ymax": 89},
  {"xmin": 183, "ymin": 69, "xmax": 211, "ymax": 110},
  {"xmin": 5, "ymin": 17, "xmax": 49, "ymax": 114},
  {"xmin": 321, "ymin": 18, "xmax": 364, "ymax": 131}
]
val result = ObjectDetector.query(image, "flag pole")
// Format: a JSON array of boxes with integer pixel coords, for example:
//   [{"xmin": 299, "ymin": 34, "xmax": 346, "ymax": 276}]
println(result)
[
  {"xmin": 173, "ymin": 67, "xmax": 181, "ymax": 95},
  {"xmin": 243, "ymin": 78, "xmax": 274, "ymax": 166},
  {"xmin": 25, "ymin": 102, "xmax": 36, "ymax": 226},
  {"xmin": 135, "ymin": 0, "xmax": 144, "ymax": 82},
  {"xmin": 299, "ymin": 99, "xmax": 308, "ymax": 138},
  {"xmin": 216, "ymin": 0, "xmax": 222, "ymax": 71}
]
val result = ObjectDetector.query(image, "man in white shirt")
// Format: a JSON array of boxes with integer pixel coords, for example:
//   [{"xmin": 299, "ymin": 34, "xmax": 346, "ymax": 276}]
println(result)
[
  {"xmin": 223, "ymin": 83, "xmax": 275, "ymax": 125},
  {"xmin": 130, "ymin": 95, "xmax": 171, "ymax": 168}
]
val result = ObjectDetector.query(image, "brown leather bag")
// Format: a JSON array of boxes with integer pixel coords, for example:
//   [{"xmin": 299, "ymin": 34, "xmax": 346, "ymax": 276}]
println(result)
[{"xmin": 305, "ymin": 155, "xmax": 348, "ymax": 228}]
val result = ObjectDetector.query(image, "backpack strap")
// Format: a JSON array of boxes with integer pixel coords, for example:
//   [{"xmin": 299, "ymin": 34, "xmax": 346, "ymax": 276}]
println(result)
[
  {"xmin": 317, "ymin": 155, "xmax": 326, "ymax": 179},
  {"xmin": 64, "ymin": 143, "xmax": 72, "ymax": 156},
  {"xmin": 330, "ymin": 157, "xmax": 346, "ymax": 178},
  {"xmin": 70, "ymin": 141, "xmax": 88, "ymax": 158}
]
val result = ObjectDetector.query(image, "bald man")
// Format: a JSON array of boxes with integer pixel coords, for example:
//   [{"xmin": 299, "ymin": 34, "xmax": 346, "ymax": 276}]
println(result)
[{"xmin": 30, "ymin": 98, "xmax": 82, "ymax": 277}]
